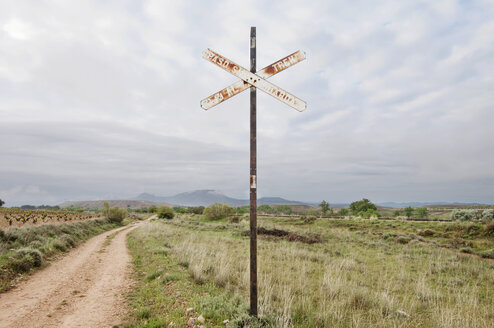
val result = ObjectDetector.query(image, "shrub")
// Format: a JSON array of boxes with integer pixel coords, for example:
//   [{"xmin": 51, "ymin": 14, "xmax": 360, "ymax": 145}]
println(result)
[
  {"xmin": 404, "ymin": 206, "xmax": 414, "ymax": 218},
  {"xmin": 15, "ymin": 248, "xmax": 43, "ymax": 267},
  {"xmin": 61, "ymin": 234, "xmax": 76, "ymax": 248},
  {"xmin": 451, "ymin": 209, "xmax": 478, "ymax": 221},
  {"xmin": 52, "ymin": 239, "xmax": 67, "ymax": 252},
  {"xmin": 162, "ymin": 273, "xmax": 180, "ymax": 283},
  {"xmin": 10, "ymin": 254, "xmax": 35, "ymax": 272},
  {"xmin": 418, "ymin": 229, "xmax": 435, "ymax": 237},
  {"xmin": 203, "ymin": 203, "xmax": 234, "ymax": 220},
  {"xmin": 416, "ymin": 207, "xmax": 428, "ymax": 218},
  {"xmin": 482, "ymin": 209, "xmax": 494, "ymax": 221},
  {"xmin": 485, "ymin": 223, "xmax": 494, "ymax": 236},
  {"xmin": 358, "ymin": 209, "xmax": 380, "ymax": 218},
  {"xmin": 397, "ymin": 236, "xmax": 411, "ymax": 244},
  {"xmin": 189, "ymin": 206, "xmax": 205, "ymax": 215},
  {"xmin": 258, "ymin": 205, "xmax": 274, "ymax": 214},
  {"xmin": 337, "ymin": 208, "xmax": 349, "ymax": 216},
  {"xmin": 107, "ymin": 207, "xmax": 127, "ymax": 223},
  {"xmin": 350, "ymin": 198, "xmax": 377, "ymax": 215},
  {"xmin": 276, "ymin": 205, "xmax": 292, "ymax": 215},
  {"xmin": 479, "ymin": 249, "xmax": 494, "ymax": 259},
  {"xmin": 157, "ymin": 206, "xmax": 175, "ymax": 220},
  {"xmin": 146, "ymin": 270, "xmax": 163, "ymax": 281}
]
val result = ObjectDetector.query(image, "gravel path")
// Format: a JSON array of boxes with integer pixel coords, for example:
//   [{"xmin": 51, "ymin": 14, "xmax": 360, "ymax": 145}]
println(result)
[{"xmin": 0, "ymin": 220, "xmax": 146, "ymax": 328}]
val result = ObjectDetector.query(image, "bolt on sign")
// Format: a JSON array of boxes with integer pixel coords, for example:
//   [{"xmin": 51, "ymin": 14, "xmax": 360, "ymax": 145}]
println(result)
[{"xmin": 201, "ymin": 27, "xmax": 306, "ymax": 317}]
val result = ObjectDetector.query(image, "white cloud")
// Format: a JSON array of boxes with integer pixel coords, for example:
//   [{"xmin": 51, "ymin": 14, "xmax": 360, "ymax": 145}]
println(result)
[{"xmin": 1, "ymin": 0, "xmax": 494, "ymax": 205}]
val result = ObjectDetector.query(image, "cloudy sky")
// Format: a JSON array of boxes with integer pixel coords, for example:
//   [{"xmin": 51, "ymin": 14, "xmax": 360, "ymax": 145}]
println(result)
[{"xmin": 1, "ymin": 0, "xmax": 494, "ymax": 206}]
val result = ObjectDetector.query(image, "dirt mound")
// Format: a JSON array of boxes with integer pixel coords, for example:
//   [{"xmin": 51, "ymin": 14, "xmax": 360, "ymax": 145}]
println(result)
[{"xmin": 243, "ymin": 227, "xmax": 321, "ymax": 244}]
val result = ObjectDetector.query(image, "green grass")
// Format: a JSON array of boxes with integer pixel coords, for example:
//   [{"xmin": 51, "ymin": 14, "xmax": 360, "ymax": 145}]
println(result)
[
  {"xmin": 126, "ymin": 215, "xmax": 494, "ymax": 328},
  {"xmin": 0, "ymin": 218, "xmax": 123, "ymax": 292},
  {"xmin": 125, "ymin": 223, "xmax": 263, "ymax": 327}
]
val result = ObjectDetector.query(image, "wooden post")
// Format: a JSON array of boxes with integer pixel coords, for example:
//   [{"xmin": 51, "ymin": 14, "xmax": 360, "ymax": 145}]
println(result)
[{"xmin": 249, "ymin": 26, "xmax": 258, "ymax": 317}]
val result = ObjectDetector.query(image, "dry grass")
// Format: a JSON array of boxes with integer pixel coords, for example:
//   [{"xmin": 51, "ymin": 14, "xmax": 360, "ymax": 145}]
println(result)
[{"xmin": 133, "ymin": 216, "xmax": 494, "ymax": 327}]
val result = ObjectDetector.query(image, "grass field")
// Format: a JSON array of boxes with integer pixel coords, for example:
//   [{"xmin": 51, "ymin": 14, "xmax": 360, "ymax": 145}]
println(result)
[{"xmin": 126, "ymin": 215, "xmax": 494, "ymax": 328}]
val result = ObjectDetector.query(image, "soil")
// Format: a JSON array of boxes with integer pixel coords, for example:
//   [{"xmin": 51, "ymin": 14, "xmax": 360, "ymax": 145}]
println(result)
[
  {"xmin": 0, "ymin": 220, "xmax": 147, "ymax": 328},
  {"xmin": 244, "ymin": 227, "xmax": 321, "ymax": 244}
]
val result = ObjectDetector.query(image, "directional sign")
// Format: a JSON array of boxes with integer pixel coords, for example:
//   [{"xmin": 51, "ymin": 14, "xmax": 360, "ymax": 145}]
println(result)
[
  {"xmin": 202, "ymin": 49, "xmax": 306, "ymax": 111},
  {"xmin": 201, "ymin": 50, "xmax": 306, "ymax": 110}
]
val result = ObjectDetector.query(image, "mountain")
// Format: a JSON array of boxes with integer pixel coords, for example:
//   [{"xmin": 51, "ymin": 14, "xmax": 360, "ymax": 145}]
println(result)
[
  {"xmin": 135, "ymin": 190, "xmax": 309, "ymax": 207},
  {"xmin": 257, "ymin": 197, "xmax": 307, "ymax": 206},
  {"xmin": 59, "ymin": 199, "xmax": 167, "ymax": 209},
  {"xmin": 376, "ymin": 201, "xmax": 487, "ymax": 208}
]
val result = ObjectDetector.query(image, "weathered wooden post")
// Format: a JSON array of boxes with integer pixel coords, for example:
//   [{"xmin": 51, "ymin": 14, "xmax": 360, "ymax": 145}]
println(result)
[{"xmin": 201, "ymin": 27, "xmax": 306, "ymax": 316}]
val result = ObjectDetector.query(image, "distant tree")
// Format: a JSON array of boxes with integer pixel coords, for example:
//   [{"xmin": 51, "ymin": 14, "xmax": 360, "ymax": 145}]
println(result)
[
  {"xmin": 101, "ymin": 202, "xmax": 126, "ymax": 223},
  {"xmin": 189, "ymin": 206, "xmax": 205, "ymax": 215},
  {"xmin": 320, "ymin": 200, "xmax": 330, "ymax": 217},
  {"xmin": 276, "ymin": 205, "xmax": 292, "ymax": 215},
  {"xmin": 108, "ymin": 207, "xmax": 127, "ymax": 223},
  {"xmin": 349, "ymin": 198, "xmax": 377, "ymax": 215},
  {"xmin": 404, "ymin": 206, "xmax": 414, "ymax": 218},
  {"xmin": 173, "ymin": 207, "xmax": 188, "ymax": 214},
  {"xmin": 203, "ymin": 203, "xmax": 234, "ymax": 220},
  {"xmin": 235, "ymin": 206, "xmax": 249, "ymax": 215},
  {"xmin": 102, "ymin": 201, "xmax": 110, "ymax": 219},
  {"xmin": 157, "ymin": 206, "xmax": 175, "ymax": 219},
  {"xmin": 393, "ymin": 210, "xmax": 401, "ymax": 217},
  {"xmin": 308, "ymin": 208, "xmax": 321, "ymax": 217},
  {"xmin": 257, "ymin": 205, "xmax": 273, "ymax": 214},
  {"xmin": 148, "ymin": 205, "xmax": 157, "ymax": 213},
  {"xmin": 337, "ymin": 208, "xmax": 349, "ymax": 216},
  {"xmin": 0, "ymin": 199, "xmax": 4, "ymax": 207},
  {"xmin": 416, "ymin": 207, "xmax": 428, "ymax": 219}
]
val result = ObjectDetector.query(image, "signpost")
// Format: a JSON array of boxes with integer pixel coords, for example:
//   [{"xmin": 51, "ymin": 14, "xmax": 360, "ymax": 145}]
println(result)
[{"xmin": 201, "ymin": 27, "xmax": 306, "ymax": 317}]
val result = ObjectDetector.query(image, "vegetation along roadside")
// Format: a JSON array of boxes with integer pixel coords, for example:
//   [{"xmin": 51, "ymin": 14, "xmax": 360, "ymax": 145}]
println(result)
[
  {"xmin": 0, "ymin": 204, "xmax": 145, "ymax": 293},
  {"xmin": 125, "ymin": 210, "xmax": 494, "ymax": 328}
]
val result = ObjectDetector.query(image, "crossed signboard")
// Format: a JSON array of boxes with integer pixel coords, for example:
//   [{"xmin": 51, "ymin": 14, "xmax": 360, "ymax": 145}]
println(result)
[
  {"xmin": 201, "ymin": 49, "xmax": 306, "ymax": 111},
  {"xmin": 201, "ymin": 27, "xmax": 306, "ymax": 317}
]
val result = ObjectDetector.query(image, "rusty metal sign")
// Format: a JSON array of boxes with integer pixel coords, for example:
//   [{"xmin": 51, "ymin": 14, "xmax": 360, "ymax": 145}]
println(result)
[
  {"xmin": 201, "ymin": 49, "xmax": 306, "ymax": 111},
  {"xmin": 201, "ymin": 50, "xmax": 306, "ymax": 110}
]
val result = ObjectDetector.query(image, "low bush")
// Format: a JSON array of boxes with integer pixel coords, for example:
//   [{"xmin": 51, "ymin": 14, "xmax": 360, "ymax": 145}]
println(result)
[
  {"xmin": 396, "ymin": 236, "xmax": 411, "ymax": 244},
  {"xmin": 479, "ymin": 249, "xmax": 494, "ymax": 259},
  {"xmin": 203, "ymin": 203, "xmax": 234, "ymax": 220},
  {"xmin": 451, "ymin": 209, "xmax": 476, "ymax": 221},
  {"xmin": 101, "ymin": 201, "xmax": 127, "ymax": 223},
  {"xmin": 482, "ymin": 209, "xmax": 494, "ymax": 221},
  {"xmin": 11, "ymin": 248, "xmax": 44, "ymax": 272},
  {"xmin": 451, "ymin": 209, "xmax": 494, "ymax": 223},
  {"xmin": 157, "ymin": 206, "xmax": 175, "ymax": 220},
  {"xmin": 358, "ymin": 209, "xmax": 381, "ymax": 218},
  {"xmin": 418, "ymin": 229, "xmax": 435, "ymax": 237},
  {"xmin": 108, "ymin": 207, "xmax": 127, "ymax": 223},
  {"xmin": 485, "ymin": 223, "xmax": 494, "ymax": 236}
]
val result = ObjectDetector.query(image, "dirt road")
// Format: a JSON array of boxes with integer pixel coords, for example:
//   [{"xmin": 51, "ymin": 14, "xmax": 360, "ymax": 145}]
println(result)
[{"xmin": 0, "ymin": 220, "xmax": 146, "ymax": 328}]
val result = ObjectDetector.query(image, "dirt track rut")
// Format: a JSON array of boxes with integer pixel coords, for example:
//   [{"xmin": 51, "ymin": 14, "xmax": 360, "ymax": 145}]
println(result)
[{"xmin": 0, "ymin": 221, "xmax": 145, "ymax": 328}]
